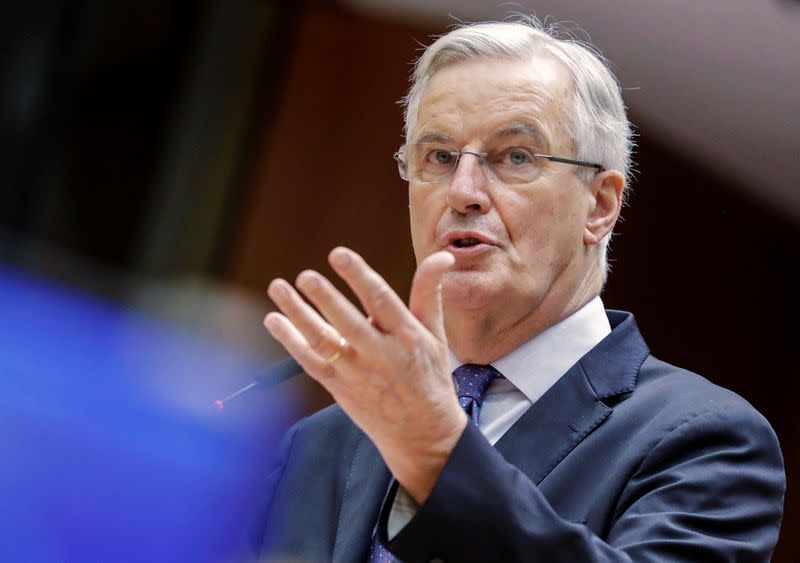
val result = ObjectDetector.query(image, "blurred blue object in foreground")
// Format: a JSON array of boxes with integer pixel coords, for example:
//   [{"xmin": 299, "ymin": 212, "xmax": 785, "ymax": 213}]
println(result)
[{"xmin": 0, "ymin": 264, "xmax": 298, "ymax": 562}]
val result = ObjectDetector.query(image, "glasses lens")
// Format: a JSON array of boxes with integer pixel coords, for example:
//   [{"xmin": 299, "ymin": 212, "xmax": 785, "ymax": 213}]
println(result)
[
  {"xmin": 394, "ymin": 152, "xmax": 408, "ymax": 180},
  {"xmin": 407, "ymin": 143, "xmax": 458, "ymax": 183},
  {"xmin": 399, "ymin": 144, "xmax": 550, "ymax": 184},
  {"xmin": 489, "ymin": 147, "xmax": 543, "ymax": 184}
]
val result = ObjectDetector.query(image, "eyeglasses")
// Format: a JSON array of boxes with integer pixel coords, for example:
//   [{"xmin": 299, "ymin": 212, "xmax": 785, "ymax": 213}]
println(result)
[{"xmin": 393, "ymin": 143, "xmax": 604, "ymax": 184}]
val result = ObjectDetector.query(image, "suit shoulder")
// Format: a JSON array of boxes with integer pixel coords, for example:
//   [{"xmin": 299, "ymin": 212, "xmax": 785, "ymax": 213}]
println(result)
[
  {"xmin": 638, "ymin": 355, "xmax": 756, "ymax": 410},
  {"xmin": 291, "ymin": 402, "xmax": 362, "ymax": 446},
  {"xmin": 304, "ymin": 401, "xmax": 351, "ymax": 427},
  {"xmin": 630, "ymin": 355, "xmax": 780, "ymax": 448}
]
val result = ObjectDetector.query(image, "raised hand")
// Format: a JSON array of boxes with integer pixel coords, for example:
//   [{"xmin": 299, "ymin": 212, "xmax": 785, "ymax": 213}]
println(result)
[{"xmin": 264, "ymin": 246, "xmax": 466, "ymax": 503}]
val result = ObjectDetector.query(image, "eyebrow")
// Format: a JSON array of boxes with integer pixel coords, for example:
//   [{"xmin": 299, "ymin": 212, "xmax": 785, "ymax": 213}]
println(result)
[
  {"xmin": 413, "ymin": 122, "xmax": 548, "ymax": 148},
  {"xmin": 494, "ymin": 122, "xmax": 547, "ymax": 149},
  {"xmin": 414, "ymin": 131, "xmax": 454, "ymax": 145}
]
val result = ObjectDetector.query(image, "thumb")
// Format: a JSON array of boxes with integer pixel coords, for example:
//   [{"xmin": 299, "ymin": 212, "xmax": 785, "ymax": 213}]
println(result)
[{"xmin": 408, "ymin": 251, "xmax": 455, "ymax": 341}]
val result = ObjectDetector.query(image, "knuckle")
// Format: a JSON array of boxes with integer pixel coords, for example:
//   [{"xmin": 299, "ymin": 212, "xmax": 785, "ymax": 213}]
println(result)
[
  {"xmin": 370, "ymin": 285, "xmax": 394, "ymax": 309},
  {"xmin": 306, "ymin": 331, "xmax": 325, "ymax": 352},
  {"xmin": 318, "ymin": 363, "xmax": 337, "ymax": 380}
]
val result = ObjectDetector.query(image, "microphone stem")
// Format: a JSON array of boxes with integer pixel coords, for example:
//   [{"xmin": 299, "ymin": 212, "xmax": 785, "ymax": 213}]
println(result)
[
  {"xmin": 220, "ymin": 381, "xmax": 258, "ymax": 403},
  {"xmin": 214, "ymin": 357, "xmax": 302, "ymax": 410}
]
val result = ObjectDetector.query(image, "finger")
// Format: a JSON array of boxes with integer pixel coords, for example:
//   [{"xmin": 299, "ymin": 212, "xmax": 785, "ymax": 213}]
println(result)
[
  {"xmin": 267, "ymin": 278, "xmax": 343, "ymax": 360},
  {"xmin": 263, "ymin": 312, "xmax": 334, "ymax": 383},
  {"xmin": 408, "ymin": 251, "xmax": 455, "ymax": 341},
  {"xmin": 328, "ymin": 247, "xmax": 412, "ymax": 334},
  {"xmin": 295, "ymin": 270, "xmax": 379, "ymax": 348}
]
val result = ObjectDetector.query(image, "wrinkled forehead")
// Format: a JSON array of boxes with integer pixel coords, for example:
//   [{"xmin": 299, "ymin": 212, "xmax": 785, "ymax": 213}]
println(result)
[{"xmin": 412, "ymin": 54, "xmax": 575, "ymax": 150}]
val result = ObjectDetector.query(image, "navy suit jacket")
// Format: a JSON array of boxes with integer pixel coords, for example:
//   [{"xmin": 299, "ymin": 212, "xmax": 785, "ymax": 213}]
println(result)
[{"xmin": 257, "ymin": 311, "xmax": 785, "ymax": 562}]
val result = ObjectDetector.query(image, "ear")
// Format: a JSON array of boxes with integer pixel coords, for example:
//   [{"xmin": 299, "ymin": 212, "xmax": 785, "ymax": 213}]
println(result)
[{"xmin": 584, "ymin": 170, "xmax": 625, "ymax": 246}]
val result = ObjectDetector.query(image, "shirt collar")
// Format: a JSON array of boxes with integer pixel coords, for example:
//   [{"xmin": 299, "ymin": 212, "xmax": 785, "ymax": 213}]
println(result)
[{"xmin": 449, "ymin": 296, "xmax": 611, "ymax": 404}]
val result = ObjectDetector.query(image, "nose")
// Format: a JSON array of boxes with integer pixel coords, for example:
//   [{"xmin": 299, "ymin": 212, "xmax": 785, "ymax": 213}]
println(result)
[{"xmin": 446, "ymin": 153, "xmax": 492, "ymax": 215}]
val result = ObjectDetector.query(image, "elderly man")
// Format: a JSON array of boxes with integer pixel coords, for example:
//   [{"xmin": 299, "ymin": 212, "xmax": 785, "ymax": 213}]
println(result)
[{"xmin": 257, "ymin": 17, "xmax": 785, "ymax": 562}]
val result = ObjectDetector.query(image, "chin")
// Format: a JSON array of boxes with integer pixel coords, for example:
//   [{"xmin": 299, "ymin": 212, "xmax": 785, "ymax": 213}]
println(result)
[{"xmin": 442, "ymin": 270, "xmax": 503, "ymax": 310}]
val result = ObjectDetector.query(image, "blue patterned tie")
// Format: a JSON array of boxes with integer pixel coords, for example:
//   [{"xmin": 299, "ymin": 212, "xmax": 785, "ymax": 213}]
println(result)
[{"xmin": 366, "ymin": 364, "xmax": 503, "ymax": 562}]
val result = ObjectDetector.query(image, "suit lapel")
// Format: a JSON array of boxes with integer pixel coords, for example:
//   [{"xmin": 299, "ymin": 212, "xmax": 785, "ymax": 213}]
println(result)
[
  {"xmin": 495, "ymin": 361, "xmax": 611, "ymax": 484},
  {"xmin": 332, "ymin": 431, "xmax": 391, "ymax": 562},
  {"xmin": 495, "ymin": 310, "xmax": 649, "ymax": 485}
]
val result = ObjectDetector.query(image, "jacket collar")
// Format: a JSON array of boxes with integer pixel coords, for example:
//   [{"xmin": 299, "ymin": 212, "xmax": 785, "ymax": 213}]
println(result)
[
  {"xmin": 582, "ymin": 310, "xmax": 649, "ymax": 399},
  {"xmin": 494, "ymin": 310, "xmax": 649, "ymax": 484}
]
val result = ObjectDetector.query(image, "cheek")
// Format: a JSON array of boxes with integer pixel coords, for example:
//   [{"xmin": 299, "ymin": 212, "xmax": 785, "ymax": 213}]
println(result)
[
  {"xmin": 409, "ymin": 190, "xmax": 429, "ymax": 230},
  {"xmin": 409, "ymin": 188, "xmax": 440, "ymax": 254},
  {"xmin": 501, "ymin": 190, "xmax": 578, "ymax": 271},
  {"xmin": 501, "ymin": 194, "xmax": 555, "ymax": 257}
]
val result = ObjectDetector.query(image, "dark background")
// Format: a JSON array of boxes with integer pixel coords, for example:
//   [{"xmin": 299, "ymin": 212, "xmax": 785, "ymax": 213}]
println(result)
[{"xmin": 1, "ymin": 0, "xmax": 796, "ymax": 560}]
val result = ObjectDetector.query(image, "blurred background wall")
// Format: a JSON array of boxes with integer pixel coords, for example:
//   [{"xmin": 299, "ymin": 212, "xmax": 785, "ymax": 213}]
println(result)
[{"xmin": 1, "ymin": 0, "xmax": 797, "ymax": 559}]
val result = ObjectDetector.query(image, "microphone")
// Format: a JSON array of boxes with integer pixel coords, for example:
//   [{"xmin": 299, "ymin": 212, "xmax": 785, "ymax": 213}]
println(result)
[{"xmin": 214, "ymin": 357, "xmax": 302, "ymax": 411}]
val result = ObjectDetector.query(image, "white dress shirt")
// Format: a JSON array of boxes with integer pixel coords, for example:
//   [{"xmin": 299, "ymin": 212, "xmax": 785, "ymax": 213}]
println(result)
[{"xmin": 387, "ymin": 296, "xmax": 612, "ymax": 538}]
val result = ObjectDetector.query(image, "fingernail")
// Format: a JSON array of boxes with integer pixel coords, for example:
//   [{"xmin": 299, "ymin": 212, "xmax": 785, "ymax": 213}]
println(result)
[
  {"xmin": 263, "ymin": 312, "xmax": 279, "ymax": 330},
  {"xmin": 297, "ymin": 270, "xmax": 319, "ymax": 289},
  {"xmin": 331, "ymin": 247, "xmax": 351, "ymax": 267},
  {"xmin": 269, "ymin": 279, "xmax": 289, "ymax": 298}
]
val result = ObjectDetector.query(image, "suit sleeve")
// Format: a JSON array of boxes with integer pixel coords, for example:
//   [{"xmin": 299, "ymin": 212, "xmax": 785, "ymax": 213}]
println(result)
[{"xmin": 379, "ymin": 404, "xmax": 785, "ymax": 562}]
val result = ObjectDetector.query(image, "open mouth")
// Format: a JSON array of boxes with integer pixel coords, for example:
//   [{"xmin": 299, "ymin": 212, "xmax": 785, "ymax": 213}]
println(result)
[{"xmin": 452, "ymin": 238, "xmax": 482, "ymax": 248}]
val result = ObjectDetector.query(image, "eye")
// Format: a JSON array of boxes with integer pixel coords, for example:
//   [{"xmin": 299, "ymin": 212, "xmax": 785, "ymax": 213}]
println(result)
[
  {"xmin": 431, "ymin": 150, "xmax": 455, "ymax": 165},
  {"xmin": 506, "ymin": 149, "xmax": 532, "ymax": 165}
]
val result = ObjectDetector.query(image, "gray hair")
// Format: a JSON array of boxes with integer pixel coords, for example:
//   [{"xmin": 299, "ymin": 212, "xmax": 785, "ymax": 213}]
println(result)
[{"xmin": 402, "ymin": 16, "xmax": 635, "ymax": 282}]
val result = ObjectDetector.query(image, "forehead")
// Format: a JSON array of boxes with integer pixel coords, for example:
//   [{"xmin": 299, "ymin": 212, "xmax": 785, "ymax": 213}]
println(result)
[{"xmin": 414, "ymin": 55, "xmax": 573, "ymax": 147}]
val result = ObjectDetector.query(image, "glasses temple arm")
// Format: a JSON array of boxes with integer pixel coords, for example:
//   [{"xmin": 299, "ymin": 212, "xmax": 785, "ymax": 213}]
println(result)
[{"xmin": 539, "ymin": 154, "xmax": 604, "ymax": 171}]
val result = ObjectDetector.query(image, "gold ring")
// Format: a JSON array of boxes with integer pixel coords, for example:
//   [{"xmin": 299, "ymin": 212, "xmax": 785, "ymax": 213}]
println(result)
[{"xmin": 326, "ymin": 335, "xmax": 347, "ymax": 364}]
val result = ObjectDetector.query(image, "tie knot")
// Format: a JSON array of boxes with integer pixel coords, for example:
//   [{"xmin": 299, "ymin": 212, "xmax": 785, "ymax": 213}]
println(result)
[{"xmin": 453, "ymin": 364, "xmax": 503, "ymax": 405}]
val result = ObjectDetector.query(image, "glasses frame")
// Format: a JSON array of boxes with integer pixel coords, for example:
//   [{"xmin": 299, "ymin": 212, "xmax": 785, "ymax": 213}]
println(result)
[{"xmin": 393, "ymin": 144, "xmax": 605, "ymax": 184}]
